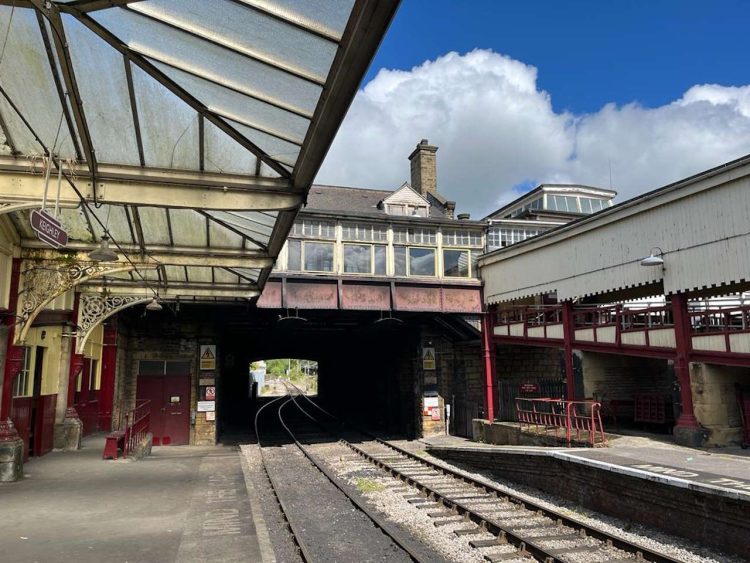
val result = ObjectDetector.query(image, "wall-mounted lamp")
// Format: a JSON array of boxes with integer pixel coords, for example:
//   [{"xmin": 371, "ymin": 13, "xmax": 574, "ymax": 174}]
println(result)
[{"xmin": 640, "ymin": 247, "xmax": 665, "ymax": 267}]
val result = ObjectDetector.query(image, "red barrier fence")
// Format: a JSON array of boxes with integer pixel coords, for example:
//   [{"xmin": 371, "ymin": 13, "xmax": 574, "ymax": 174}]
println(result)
[{"xmin": 515, "ymin": 398, "xmax": 606, "ymax": 447}]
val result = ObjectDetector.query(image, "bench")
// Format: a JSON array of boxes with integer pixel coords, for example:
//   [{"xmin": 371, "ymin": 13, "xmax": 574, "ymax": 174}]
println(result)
[{"xmin": 102, "ymin": 430, "xmax": 126, "ymax": 460}]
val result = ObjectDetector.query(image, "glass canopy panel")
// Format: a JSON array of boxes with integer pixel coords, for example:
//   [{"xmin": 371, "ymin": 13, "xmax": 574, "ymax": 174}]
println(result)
[
  {"xmin": 212, "ymin": 268, "xmax": 234, "ymax": 284},
  {"xmin": 56, "ymin": 207, "xmax": 94, "ymax": 242},
  {"xmin": 229, "ymin": 267, "xmax": 261, "ymax": 283},
  {"xmin": 91, "ymin": 9, "xmax": 322, "ymax": 117},
  {"xmin": 229, "ymin": 120, "xmax": 300, "ymax": 167},
  {"xmin": 62, "ymin": 15, "xmax": 140, "ymax": 166},
  {"xmin": 129, "ymin": 0, "xmax": 338, "ymax": 83},
  {"xmin": 202, "ymin": 120, "xmax": 258, "ymax": 175},
  {"xmin": 248, "ymin": 0, "xmax": 354, "ymax": 41},
  {"xmin": 206, "ymin": 210, "xmax": 275, "ymax": 241},
  {"xmin": 167, "ymin": 209, "xmax": 208, "ymax": 247},
  {"xmin": 0, "ymin": 8, "xmax": 76, "ymax": 159},
  {"xmin": 164, "ymin": 265, "xmax": 187, "ymax": 283},
  {"xmin": 150, "ymin": 61, "xmax": 309, "ymax": 144},
  {"xmin": 137, "ymin": 207, "xmax": 172, "ymax": 246},
  {"xmin": 185, "ymin": 266, "xmax": 212, "ymax": 284},
  {"xmin": 86, "ymin": 204, "xmax": 135, "ymax": 244},
  {"xmin": 130, "ymin": 63, "xmax": 199, "ymax": 169},
  {"xmin": 206, "ymin": 221, "xmax": 244, "ymax": 250},
  {"xmin": 0, "ymin": 94, "xmax": 38, "ymax": 156}
]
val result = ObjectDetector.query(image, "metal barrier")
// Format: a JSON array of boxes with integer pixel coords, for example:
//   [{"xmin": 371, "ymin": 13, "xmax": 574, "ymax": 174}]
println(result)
[
  {"xmin": 123, "ymin": 399, "xmax": 151, "ymax": 457},
  {"xmin": 104, "ymin": 400, "xmax": 151, "ymax": 460},
  {"xmin": 515, "ymin": 398, "xmax": 606, "ymax": 447}
]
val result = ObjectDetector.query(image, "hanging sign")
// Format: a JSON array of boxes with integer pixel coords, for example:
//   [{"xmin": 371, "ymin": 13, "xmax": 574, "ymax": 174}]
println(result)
[
  {"xmin": 200, "ymin": 345, "xmax": 216, "ymax": 370},
  {"xmin": 422, "ymin": 347, "xmax": 436, "ymax": 370},
  {"xmin": 30, "ymin": 209, "xmax": 68, "ymax": 249}
]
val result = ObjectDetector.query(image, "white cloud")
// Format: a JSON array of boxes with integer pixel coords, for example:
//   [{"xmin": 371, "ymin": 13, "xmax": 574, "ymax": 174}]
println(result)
[{"xmin": 316, "ymin": 49, "xmax": 750, "ymax": 217}]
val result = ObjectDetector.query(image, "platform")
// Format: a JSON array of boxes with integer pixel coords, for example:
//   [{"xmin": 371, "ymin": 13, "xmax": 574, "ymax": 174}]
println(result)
[
  {"xmin": 422, "ymin": 431, "xmax": 750, "ymax": 556},
  {"xmin": 422, "ymin": 432, "xmax": 750, "ymax": 499},
  {"xmin": 0, "ymin": 435, "xmax": 272, "ymax": 563}
]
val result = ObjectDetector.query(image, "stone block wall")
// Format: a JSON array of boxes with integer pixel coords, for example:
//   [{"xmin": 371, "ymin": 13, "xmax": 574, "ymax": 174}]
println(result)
[
  {"xmin": 690, "ymin": 363, "xmax": 747, "ymax": 446},
  {"xmin": 581, "ymin": 351, "xmax": 673, "ymax": 419},
  {"xmin": 495, "ymin": 344, "xmax": 560, "ymax": 382}
]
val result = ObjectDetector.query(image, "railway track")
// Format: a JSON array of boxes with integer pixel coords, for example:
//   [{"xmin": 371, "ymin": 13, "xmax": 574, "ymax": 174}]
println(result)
[
  {"xmin": 254, "ymin": 390, "xmax": 446, "ymax": 563},
  {"xmin": 343, "ymin": 438, "xmax": 686, "ymax": 563}
]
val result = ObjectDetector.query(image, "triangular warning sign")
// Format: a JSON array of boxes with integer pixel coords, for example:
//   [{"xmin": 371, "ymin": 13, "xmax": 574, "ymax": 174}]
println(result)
[
  {"xmin": 424, "ymin": 350, "xmax": 434, "ymax": 361},
  {"xmin": 201, "ymin": 348, "xmax": 215, "ymax": 360}
]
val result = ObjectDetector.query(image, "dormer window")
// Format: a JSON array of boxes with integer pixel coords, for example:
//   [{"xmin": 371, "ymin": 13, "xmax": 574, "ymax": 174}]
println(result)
[{"xmin": 382, "ymin": 183, "xmax": 430, "ymax": 217}]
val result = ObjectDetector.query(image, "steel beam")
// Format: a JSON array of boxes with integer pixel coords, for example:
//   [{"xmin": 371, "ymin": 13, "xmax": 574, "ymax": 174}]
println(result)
[
  {"xmin": 81, "ymin": 283, "xmax": 260, "ymax": 299},
  {"xmin": 0, "ymin": 170, "xmax": 301, "ymax": 211},
  {"xmin": 20, "ymin": 244, "xmax": 274, "ymax": 268},
  {"xmin": 292, "ymin": 0, "xmax": 399, "ymax": 191},
  {"xmin": 31, "ymin": 1, "xmax": 98, "ymax": 180}
]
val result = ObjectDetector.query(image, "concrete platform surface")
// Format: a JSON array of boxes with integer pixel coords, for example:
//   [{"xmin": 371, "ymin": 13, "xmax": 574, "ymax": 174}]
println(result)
[
  {"xmin": 0, "ymin": 435, "xmax": 268, "ymax": 563},
  {"xmin": 422, "ymin": 432, "xmax": 750, "ymax": 500}
]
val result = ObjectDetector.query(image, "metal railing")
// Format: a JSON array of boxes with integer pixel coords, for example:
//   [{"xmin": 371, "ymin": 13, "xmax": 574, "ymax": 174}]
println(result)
[
  {"xmin": 123, "ymin": 400, "xmax": 151, "ymax": 457},
  {"xmin": 515, "ymin": 397, "xmax": 606, "ymax": 447}
]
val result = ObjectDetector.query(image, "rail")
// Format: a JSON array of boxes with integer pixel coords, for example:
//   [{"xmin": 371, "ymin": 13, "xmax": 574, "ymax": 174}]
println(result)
[
  {"xmin": 123, "ymin": 399, "xmax": 151, "ymax": 457},
  {"xmin": 515, "ymin": 397, "xmax": 606, "ymax": 447}
]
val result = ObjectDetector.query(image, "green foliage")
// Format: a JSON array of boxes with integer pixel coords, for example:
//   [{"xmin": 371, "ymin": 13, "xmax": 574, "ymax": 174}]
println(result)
[{"xmin": 355, "ymin": 478, "xmax": 385, "ymax": 493}]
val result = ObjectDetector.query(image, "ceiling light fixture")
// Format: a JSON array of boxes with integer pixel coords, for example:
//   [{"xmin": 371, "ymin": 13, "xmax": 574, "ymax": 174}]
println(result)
[
  {"xmin": 145, "ymin": 296, "xmax": 163, "ymax": 312},
  {"xmin": 88, "ymin": 235, "xmax": 118, "ymax": 262}
]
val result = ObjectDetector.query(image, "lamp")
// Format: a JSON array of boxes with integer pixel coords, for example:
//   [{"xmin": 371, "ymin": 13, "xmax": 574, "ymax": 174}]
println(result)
[
  {"xmin": 145, "ymin": 296, "xmax": 162, "ymax": 312},
  {"xmin": 88, "ymin": 236, "xmax": 118, "ymax": 262},
  {"xmin": 640, "ymin": 247, "xmax": 664, "ymax": 267}
]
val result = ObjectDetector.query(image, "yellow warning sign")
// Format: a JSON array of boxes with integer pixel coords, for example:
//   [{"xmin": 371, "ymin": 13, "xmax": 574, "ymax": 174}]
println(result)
[
  {"xmin": 200, "ymin": 345, "xmax": 216, "ymax": 370},
  {"xmin": 422, "ymin": 347, "xmax": 436, "ymax": 371}
]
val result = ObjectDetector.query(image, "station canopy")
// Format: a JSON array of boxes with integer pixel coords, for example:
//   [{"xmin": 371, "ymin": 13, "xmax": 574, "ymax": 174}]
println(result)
[{"xmin": 0, "ymin": 0, "xmax": 396, "ymax": 301}]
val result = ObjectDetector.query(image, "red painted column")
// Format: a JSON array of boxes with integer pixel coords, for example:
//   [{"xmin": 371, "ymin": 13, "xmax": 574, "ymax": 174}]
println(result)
[
  {"xmin": 1, "ymin": 259, "xmax": 22, "ymax": 421},
  {"xmin": 561, "ymin": 301, "xmax": 577, "ymax": 400},
  {"xmin": 98, "ymin": 323, "xmax": 118, "ymax": 431},
  {"xmin": 671, "ymin": 293, "xmax": 700, "ymax": 429},
  {"xmin": 481, "ymin": 309, "xmax": 497, "ymax": 421}
]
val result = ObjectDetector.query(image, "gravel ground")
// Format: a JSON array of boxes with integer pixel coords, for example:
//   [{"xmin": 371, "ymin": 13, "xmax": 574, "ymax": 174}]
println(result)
[
  {"xmin": 241, "ymin": 443, "xmax": 302, "ymax": 563},
  {"xmin": 261, "ymin": 441, "xmax": 415, "ymax": 563},
  {"xmin": 390, "ymin": 439, "xmax": 747, "ymax": 563}
]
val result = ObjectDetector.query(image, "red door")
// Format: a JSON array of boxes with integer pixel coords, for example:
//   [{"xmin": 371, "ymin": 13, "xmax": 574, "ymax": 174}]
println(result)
[{"xmin": 137, "ymin": 374, "xmax": 190, "ymax": 446}]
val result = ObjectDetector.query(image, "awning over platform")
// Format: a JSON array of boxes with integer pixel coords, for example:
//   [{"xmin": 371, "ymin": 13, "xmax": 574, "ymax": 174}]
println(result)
[{"xmin": 0, "ymin": 0, "xmax": 397, "ymax": 300}]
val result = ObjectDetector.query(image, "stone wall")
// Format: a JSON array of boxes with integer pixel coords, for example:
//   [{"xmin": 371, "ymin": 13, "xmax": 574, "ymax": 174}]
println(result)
[
  {"xmin": 115, "ymin": 318, "xmax": 207, "ymax": 445},
  {"xmin": 417, "ymin": 323, "xmax": 482, "ymax": 438},
  {"xmin": 494, "ymin": 344, "xmax": 561, "ymax": 382},
  {"xmin": 690, "ymin": 363, "xmax": 747, "ymax": 446},
  {"xmin": 428, "ymin": 446, "xmax": 750, "ymax": 558}
]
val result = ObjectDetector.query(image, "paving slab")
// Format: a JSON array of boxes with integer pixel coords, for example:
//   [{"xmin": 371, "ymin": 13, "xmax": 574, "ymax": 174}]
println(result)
[{"xmin": 0, "ymin": 435, "xmax": 265, "ymax": 563}]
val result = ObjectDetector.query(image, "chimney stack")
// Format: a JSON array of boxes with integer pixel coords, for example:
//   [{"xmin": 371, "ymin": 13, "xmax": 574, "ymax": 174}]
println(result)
[{"xmin": 408, "ymin": 139, "xmax": 438, "ymax": 196}]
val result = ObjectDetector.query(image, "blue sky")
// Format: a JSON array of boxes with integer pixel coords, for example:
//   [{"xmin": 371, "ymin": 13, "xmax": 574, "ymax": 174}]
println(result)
[
  {"xmin": 318, "ymin": 1, "xmax": 750, "ymax": 216},
  {"xmin": 367, "ymin": 0, "xmax": 750, "ymax": 114}
]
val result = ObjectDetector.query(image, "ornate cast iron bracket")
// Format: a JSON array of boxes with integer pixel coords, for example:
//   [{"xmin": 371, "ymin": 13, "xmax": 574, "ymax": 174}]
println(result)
[
  {"xmin": 13, "ymin": 259, "xmax": 136, "ymax": 346},
  {"xmin": 75, "ymin": 293, "xmax": 151, "ymax": 354}
]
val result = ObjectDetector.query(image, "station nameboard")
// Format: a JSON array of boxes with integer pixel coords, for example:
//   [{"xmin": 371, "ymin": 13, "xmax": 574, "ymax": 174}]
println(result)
[{"xmin": 30, "ymin": 209, "xmax": 68, "ymax": 249}]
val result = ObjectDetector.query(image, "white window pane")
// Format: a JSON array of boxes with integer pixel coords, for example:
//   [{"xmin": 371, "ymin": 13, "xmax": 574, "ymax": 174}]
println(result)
[
  {"xmin": 343, "ymin": 244, "xmax": 370, "ymax": 273},
  {"xmin": 304, "ymin": 242, "xmax": 333, "ymax": 271},
  {"xmin": 409, "ymin": 247, "xmax": 435, "ymax": 276}
]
